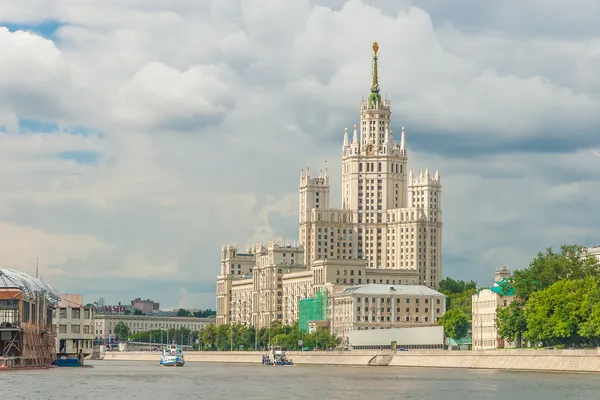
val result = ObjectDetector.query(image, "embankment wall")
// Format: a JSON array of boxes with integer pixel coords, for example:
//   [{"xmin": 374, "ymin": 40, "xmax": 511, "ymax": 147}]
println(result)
[{"xmin": 101, "ymin": 349, "xmax": 600, "ymax": 372}]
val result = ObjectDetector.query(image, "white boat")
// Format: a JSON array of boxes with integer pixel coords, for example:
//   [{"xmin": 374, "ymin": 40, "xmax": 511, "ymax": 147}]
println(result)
[
  {"xmin": 261, "ymin": 346, "xmax": 294, "ymax": 366},
  {"xmin": 160, "ymin": 344, "xmax": 185, "ymax": 367}
]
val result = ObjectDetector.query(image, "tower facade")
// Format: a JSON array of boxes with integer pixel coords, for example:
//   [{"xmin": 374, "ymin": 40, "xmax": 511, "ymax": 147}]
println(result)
[
  {"xmin": 339, "ymin": 42, "xmax": 442, "ymax": 284},
  {"xmin": 216, "ymin": 41, "xmax": 445, "ymax": 329}
]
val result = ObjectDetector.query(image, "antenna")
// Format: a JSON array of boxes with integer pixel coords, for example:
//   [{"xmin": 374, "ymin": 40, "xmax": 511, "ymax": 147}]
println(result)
[{"xmin": 36, "ymin": 257, "xmax": 39, "ymax": 279}]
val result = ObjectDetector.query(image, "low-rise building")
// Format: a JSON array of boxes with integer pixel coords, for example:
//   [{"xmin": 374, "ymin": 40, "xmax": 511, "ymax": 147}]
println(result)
[
  {"xmin": 471, "ymin": 266, "xmax": 516, "ymax": 350},
  {"xmin": 330, "ymin": 283, "xmax": 447, "ymax": 341},
  {"xmin": 93, "ymin": 314, "xmax": 215, "ymax": 340},
  {"xmin": 587, "ymin": 245, "xmax": 600, "ymax": 260},
  {"xmin": 131, "ymin": 298, "xmax": 160, "ymax": 313},
  {"xmin": 54, "ymin": 293, "xmax": 95, "ymax": 356},
  {"xmin": 349, "ymin": 325, "xmax": 444, "ymax": 350}
]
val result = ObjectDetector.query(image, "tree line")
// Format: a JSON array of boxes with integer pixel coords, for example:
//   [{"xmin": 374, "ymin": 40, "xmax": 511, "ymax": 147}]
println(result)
[
  {"xmin": 113, "ymin": 320, "xmax": 341, "ymax": 350},
  {"xmin": 197, "ymin": 321, "xmax": 340, "ymax": 351},
  {"xmin": 496, "ymin": 245, "xmax": 600, "ymax": 348}
]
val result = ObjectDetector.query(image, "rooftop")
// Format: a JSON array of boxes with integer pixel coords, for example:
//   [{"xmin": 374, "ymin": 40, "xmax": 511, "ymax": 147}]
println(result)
[
  {"xmin": 489, "ymin": 281, "xmax": 515, "ymax": 296},
  {"xmin": 341, "ymin": 283, "xmax": 445, "ymax": 296},
  {"xmin": 0, "ymin": 269, "xmax": 61, "ymax": 304}
]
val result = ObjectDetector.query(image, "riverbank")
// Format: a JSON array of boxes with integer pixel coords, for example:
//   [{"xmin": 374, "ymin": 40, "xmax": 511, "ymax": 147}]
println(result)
[{"xmin": 101, "ymin": 349, "xmax": 600, "ymax": 372}]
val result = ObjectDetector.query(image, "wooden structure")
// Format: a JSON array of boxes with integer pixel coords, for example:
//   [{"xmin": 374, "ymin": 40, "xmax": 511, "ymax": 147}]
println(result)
[{"xmin": 0, "ymin": 269, "xmax": 60, "ymax": 369}]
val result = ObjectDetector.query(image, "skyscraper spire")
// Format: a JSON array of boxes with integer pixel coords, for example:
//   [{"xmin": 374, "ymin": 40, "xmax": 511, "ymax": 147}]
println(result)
[{"xmin": 369, "ymin": 41, "xmax": 382, "ymax": 107}]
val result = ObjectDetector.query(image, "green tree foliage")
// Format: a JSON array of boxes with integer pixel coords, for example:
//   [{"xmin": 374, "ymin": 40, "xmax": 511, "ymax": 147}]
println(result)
[
  {"xmin": 177, "ymin": 308, "xmax": 192, "ymax": 317},
  {"xmin": 495, "ymin": 245, "xmax": 600, "ymax": 348},
  {"xmin": 113, "ymin": 321, "xmax": 130, "ymax": 340},
  {"xmin": 129, "ymin": 327, "xmax": 196, "ymax": 345},
  {"xmin": 512, "ymin": 245, "xmax": 600, "ymax": 301},
  {"xmin": 196, "ymin": 322, "xmax": 340, "ymax": 351},
  {"xmin": 438, "ymin": 308, "xmax": 470, "ymax": 339},
  {"xmin": 438, "ymin": 277, "xmax": 477, "ymax": 337},
  {"xmin": 495, "ymin": 301, "xmax": 527, "ymax": 346},
  {"xmin": 133, "ymin": 309, "xmax": 144, "ymax": 315},
  {"xmin": 439, "ymin": 277, "xmax": 477, "ymax": 294},
  {"xmin": 193, "ymin": 309, "xmax": 217, "ymax": 318},
  {"xmin": 524, "ymin": 277, "xmax": 600, "ymax": 347},
  {"xmin": 175, "ymin": 308, "xmax": 216, "ymax": 318}
]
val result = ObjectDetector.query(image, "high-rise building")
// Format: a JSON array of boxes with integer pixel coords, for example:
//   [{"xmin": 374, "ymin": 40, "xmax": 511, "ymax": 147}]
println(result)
[{"xmin": 216, "ymin": 42, "xmax": 444, "ymax": 330}]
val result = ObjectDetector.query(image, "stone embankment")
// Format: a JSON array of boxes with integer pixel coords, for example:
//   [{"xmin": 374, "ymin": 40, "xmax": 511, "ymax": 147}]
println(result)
[{"xmin": 102, "ymin": 349, "xmax": 600, "ymax": 373}]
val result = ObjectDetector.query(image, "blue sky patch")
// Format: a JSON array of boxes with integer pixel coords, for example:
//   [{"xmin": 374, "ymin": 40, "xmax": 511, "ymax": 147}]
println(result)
[
  {"xmin": 59, "ymin": 150, "xmax": 101, "ymax": 164},
  {"xmin": 19, "ymin": 118, "xmax": 59, "ymax": 133},
  {"xmin": 1, "ymin": 20, "xmax": 63, "ymax": 40},
  {"xmin": 19, "ymin": 118, "xmax": 103, "ymax": 137}
]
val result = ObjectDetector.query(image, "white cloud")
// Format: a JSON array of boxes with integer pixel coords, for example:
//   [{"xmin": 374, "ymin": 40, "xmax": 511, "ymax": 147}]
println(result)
[
  {"xmin": 0, "ymin": 222, "xmax": 112, "ymax": 274},
  {"xmin": 0, "ymin": 0, "xmax": 599, "ymax": 306}
]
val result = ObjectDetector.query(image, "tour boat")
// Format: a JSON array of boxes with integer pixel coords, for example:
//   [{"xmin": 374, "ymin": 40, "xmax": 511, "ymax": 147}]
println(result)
[{"xmin": 160, "ymin": 344, "xmax": 185, "ymax": 367}]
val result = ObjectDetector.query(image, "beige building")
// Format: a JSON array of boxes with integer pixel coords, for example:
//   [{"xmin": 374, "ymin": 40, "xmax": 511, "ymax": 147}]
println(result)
[
  {"xmin": 217, "ymin": 42, "xmax": 443, "ymax": 331},
  {"xmin": 331, "ymin": 284, "xmax": 446, "ymax": 341},
  {"xmin": 54, "ymin": 294, "xmax": 95, "ymax": 356},
  {"xmin": 471, "ymin": 267, "xmax": 516, "ymax": 350},
  {"xmin": 94, "ymin": 314, "xmax": 215, "ymax": 340},
  {"xmin": 131, "ymin": 298, "xmax": 159, "ymax": 313},
  {"xmin": 587, "ymin": 246, "xmax": 600, "ymax": 260}
]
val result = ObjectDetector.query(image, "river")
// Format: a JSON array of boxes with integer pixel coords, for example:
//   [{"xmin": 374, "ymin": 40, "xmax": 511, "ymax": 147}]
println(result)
[{"xmin": 1, "ymin": 361, "xmax": 598, "ymax": 399}]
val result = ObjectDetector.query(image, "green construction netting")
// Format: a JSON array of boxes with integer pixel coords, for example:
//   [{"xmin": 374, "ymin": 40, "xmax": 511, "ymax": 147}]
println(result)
[{"xmin": 298, "ymin": 288, "xmax": 328, "ymax": 332}]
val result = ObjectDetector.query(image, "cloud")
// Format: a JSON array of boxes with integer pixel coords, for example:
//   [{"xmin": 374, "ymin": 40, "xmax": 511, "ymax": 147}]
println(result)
[{"xmin": 0, "ymin": 0, "xmax": 599, "ymax": 306}]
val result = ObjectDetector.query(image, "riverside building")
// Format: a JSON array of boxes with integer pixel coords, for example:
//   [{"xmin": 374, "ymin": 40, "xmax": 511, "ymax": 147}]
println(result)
[
  {"xmin": 54, "ymin": 293, "xmax": 95, "ymax": 357},
  {"xmin": 471, "ymin": 266, "xmax": 516, "ymax": 350},
  {"xmin": 93, "ymin": 314, "xmax": 215, "ymax": 341},
  {"xmin": 216, "ymin": 42, "xmax": 444, "ymax": 334}
]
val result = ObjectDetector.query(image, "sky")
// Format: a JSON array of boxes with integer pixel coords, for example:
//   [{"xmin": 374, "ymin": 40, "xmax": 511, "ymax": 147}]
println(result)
[{"xmin": 1, "ymin": 0, "xmax": 599, "ymax": 309}]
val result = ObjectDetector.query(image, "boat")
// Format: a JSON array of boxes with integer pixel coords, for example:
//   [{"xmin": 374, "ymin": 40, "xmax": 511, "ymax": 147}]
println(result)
[
  {"xmin": 52, "ymin": 351, "xmax": 87, "ymax": 367},
  {"xmin": 262, "ymin": 346, "xmax": 294, "ymax": 366},
  {"xmin": 160, "ymin": 344, "xmax": 185, "ymax": 367}
]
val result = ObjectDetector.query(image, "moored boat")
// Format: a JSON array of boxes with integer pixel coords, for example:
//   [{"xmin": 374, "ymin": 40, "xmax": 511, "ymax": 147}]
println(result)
[
  {"xmin": 1, "ymin": 269, "xmax": 61, "ymax": 371},
  {"xmin": 261, "ymin": 346, "xmax": 294, "ymax": 366},
  {"xmin": 52, "ymin": 350, "xmax": 87, "ymax": 367},
  {"xmin": 160, "ymin": 344, "xmax": 185, "ymax": 367}
]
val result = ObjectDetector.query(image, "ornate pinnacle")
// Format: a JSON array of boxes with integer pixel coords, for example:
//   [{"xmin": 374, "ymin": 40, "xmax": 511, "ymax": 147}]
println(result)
[{"xmin": 369, "ymin": 41, "xmax": 381, "ymax": 106}]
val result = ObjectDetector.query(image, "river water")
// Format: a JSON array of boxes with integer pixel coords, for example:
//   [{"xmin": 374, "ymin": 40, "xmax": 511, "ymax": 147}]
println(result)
[{"xmin": 1, "ymin": 361, "xmax": 599, "ymax": 399}]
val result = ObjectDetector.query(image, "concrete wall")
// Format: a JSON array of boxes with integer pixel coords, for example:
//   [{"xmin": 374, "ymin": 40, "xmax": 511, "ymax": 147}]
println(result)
[
  {"xmin": 101, "ymin": 349, "xmax": 600, "ymax": 373},
  {"xmin": 390, "ymin": 349, "xmax": 600, "ymax": 372},
  {"xmin": 102, "ymin": 350, "xmax": 383, "ymax": 365}
]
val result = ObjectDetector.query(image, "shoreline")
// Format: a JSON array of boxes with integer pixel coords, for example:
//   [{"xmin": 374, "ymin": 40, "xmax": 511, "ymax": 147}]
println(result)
[{"xmin": 100, "ymin": 349, "xmax": 600, "ymax": 373}]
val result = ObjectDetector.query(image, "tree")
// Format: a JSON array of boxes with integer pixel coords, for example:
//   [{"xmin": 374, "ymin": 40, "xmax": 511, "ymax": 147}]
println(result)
[
  {"xmin": 193, "ymin": 309, "xmax": 217, "ymax": 318},
  {"xmin": 439, "ymin": 277, "xmax": 477, "ymax": 295},
  {"xmin": 495, "ymin": 301, "xmax": 527, "ymax": 347},
  {"xmin": 114, "ymin": 321, "xmax": 130, "ymax": 341},
  {"xmin": 133, "ymin": 309, "xmax": 144, "ymax": 315},
  {"xmin": 177, "ymin": 308, "xmax": 192, "ymax": 317},
  {"xmin": 200, "ymin": 324, "xmax": 217, "ymax": 350},
  {"xmin": 512, "ymin": 245, "xmax": 600, "ymax": 301},
  {"xmin": 438, "ymin": 308, "xmax": 469, "ymax": 340},
  {"xmin": 523, "ymin": 277, "xmax": 600, "ymax": 347},
  {"xmin": 438, "ymin": 277, "xmax": 477, "ymax": 336}
]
